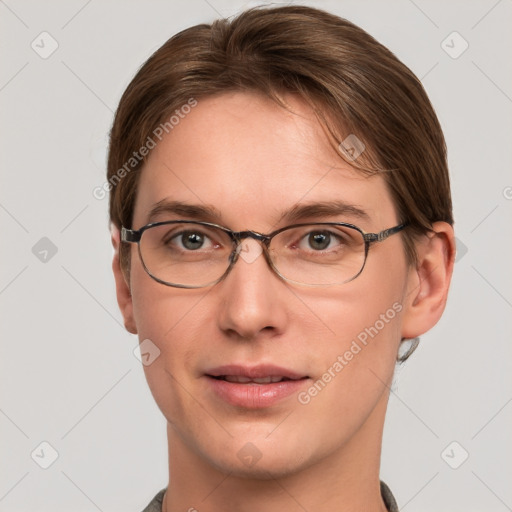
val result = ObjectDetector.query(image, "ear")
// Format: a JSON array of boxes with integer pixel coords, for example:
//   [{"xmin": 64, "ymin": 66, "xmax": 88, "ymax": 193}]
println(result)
[
  {"xmin": 401, "ymin": 222, "xmax": 455, "ymax": 339},
  {"xmin": 111, "ymin": 224, "xmax": 137, "ymax": 335}
]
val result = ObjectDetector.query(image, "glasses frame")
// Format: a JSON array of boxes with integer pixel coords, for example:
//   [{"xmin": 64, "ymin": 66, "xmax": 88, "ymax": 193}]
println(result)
[{"xmin": 121, "ymin": 220, "xmax": 407, "ymax": 288}]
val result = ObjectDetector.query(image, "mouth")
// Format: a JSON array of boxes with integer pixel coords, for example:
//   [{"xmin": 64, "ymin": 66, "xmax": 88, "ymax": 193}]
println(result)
[
  {"xmin": 204, "ymin": 364, "xmax": 310, "ymax": 408},
  {"xmin": 208, "ymin": 375, "xmax": 306, "ymax": 384}
]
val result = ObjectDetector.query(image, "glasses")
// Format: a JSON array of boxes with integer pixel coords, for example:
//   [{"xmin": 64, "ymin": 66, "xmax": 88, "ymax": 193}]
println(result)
[{"xmin": 121, "ymin": 220, "xmax": 407, "ymax": 288}]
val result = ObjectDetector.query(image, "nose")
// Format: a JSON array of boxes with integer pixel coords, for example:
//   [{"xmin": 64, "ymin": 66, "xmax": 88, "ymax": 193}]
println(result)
[{"xmin": 215, "ymin": 238, "xmax": 288, "ymax": 340}]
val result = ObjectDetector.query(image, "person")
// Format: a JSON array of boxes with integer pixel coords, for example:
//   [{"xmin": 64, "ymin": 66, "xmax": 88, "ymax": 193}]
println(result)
[{"xmin": 106, "ymin": 5, "xmax": 455, "ymax": 511}]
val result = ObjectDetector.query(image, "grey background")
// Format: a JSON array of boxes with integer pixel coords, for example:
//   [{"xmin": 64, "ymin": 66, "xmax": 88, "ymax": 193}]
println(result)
[{"xmin": 1, "ymin": 0, "xmax": 511, "ymax": 511}]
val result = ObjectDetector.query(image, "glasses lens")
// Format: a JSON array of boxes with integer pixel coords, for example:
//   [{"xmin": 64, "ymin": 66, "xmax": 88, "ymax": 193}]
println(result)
[
  {"xmin": 139, "ymin": 222, "xmax": 233, "ymax": 287},
  {"xmin": 270, "ymin": 224, "xmax": 366, "ymax": 285}
]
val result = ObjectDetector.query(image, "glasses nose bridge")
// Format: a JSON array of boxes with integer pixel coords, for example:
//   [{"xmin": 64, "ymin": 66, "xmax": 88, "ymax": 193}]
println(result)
[
  {"xmin": 232, "ymin": 229, "xmax": 272, "ymax": 247},
  {"xmin": 228, "ymin": 229, "xmax": 274, "ymax": 269}
]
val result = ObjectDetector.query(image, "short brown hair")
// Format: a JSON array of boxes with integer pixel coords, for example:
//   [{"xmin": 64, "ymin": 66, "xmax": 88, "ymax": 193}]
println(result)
[{"xmin": 107, "ymin": 5, "xmax": 453, "ymax": 277}]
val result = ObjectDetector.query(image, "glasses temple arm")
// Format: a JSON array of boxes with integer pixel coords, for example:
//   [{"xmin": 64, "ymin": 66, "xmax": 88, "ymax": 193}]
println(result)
[
  {"xmin": 121, "ymin": 226, "xmax": 141, "ymax": 243},
  {"xmin": 363, "ymin": 223, "xmax": 407, "ymax": 243}
]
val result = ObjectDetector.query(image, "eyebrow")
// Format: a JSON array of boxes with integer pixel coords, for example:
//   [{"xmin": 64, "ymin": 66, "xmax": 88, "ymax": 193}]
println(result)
[
  {"xmin": 146, "ymin": 199, "xmax": 370, "ymax": 226},
  {"xmin": 278, "ymin": 200, "xmax": 370, "ymax": 224},
  {"xmin": 147, "ymin": 199, "xmax": 223, "ymax": 224}
]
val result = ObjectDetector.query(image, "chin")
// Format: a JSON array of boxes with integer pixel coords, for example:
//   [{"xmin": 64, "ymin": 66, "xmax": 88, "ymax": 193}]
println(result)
[
  {"xmin": 198, "ymin": 435, "xmax": 319, "ymax": 481},
  {"xmin": 210, "ymin": 453, "xmax": 309, "ymax": 481}
]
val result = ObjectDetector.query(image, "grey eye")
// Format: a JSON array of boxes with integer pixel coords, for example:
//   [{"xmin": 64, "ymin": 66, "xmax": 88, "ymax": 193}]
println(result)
[
  {"xmin": 179, "ymin": 231, "xmax": 206, "ymax": 250},
  {"xmin": 308, "ymin": 231, "xmax": 331, "ymax": 250}
]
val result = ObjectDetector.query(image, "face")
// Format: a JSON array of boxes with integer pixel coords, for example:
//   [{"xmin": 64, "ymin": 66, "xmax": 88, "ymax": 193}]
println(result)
[{"xmin": 123, "ymin": 91, "xmax": 412, "ymax": 478}]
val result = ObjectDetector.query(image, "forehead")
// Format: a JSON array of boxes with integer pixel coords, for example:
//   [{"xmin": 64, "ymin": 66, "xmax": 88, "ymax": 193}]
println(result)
[{"xmin": 132, "ymin": 91, "xmax": 396, "ymax": 230}]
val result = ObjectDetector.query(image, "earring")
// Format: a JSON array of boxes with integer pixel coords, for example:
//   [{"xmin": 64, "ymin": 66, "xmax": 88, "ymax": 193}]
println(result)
[{"xmin": 396, "ymin": 337, "xmax": 420, "ymax": 363}]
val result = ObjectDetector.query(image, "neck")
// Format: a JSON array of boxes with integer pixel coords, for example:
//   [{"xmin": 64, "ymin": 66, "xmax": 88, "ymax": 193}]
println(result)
[{"xmin": 163, "ymin": 391, "xmax": 390, "ymax": 512}]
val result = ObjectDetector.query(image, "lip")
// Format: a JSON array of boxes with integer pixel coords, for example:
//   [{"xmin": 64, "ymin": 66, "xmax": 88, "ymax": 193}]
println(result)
[
  {"xmin": 206, "ymin": 364, "xmax": 307, "ymax": 380},
  {"xmin": 204, "ymin": 364, "xmax": 310, "ymax": 409}
]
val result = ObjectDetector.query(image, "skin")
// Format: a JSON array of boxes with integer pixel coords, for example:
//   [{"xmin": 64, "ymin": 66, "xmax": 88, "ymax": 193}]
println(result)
[{"xmin": 111, "ymin": 91, "xmax": 455, "ymax": 512}]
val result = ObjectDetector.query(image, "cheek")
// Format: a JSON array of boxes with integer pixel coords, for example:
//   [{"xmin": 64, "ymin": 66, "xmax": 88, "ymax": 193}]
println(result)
[
  {"xmin": 130, "ymin": 257, "xmax": 206, "ymax": 342},
  {"xmin": 293, "ymin": 291, "xmax": 403, "ymax": 444},
  {"xmin": 299, "ymin": 255, "xmax": 405, "ymax": 351},
  {"xmin": 305, "ymin": 295, "xmax": 402, "ymax": 375},
  {"xmin": 296, "ymin": 266, "xmax": 405, "ymax": 395},
  {"xmin": 129, "ymin": 271, "xmax": 209, "ymax": 410}
]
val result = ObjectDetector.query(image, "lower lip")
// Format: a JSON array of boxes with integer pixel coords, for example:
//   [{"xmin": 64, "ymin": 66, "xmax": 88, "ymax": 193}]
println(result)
[{"xmin": 205, "ymin": 376, "xmax": 308, "ymax": 408}]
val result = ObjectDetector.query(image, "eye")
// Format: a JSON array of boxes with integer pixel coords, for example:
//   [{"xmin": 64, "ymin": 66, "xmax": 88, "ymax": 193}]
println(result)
[
  {"xmin": 167, "ymin": 230, "xmax": 215, "ymax": 251},
  {"xmin": 299, "ymin": 230, "xmax": 344, "ymax": 251}
]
